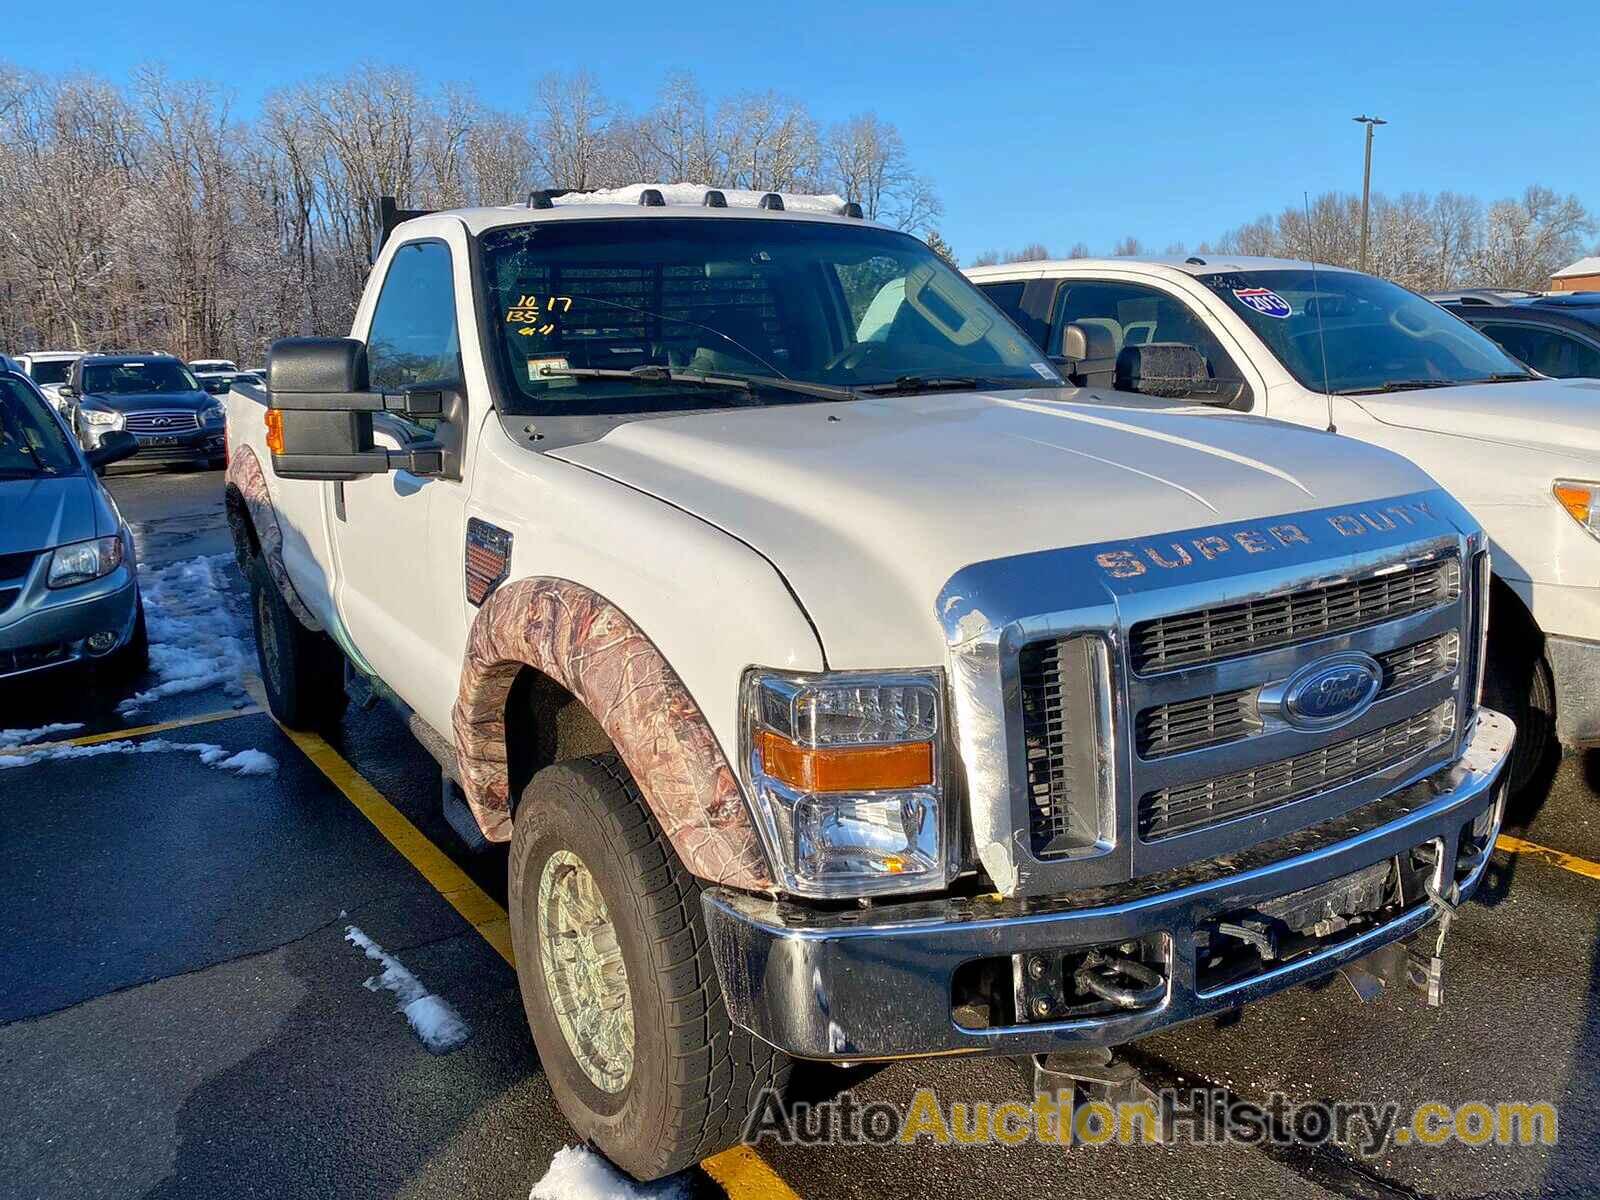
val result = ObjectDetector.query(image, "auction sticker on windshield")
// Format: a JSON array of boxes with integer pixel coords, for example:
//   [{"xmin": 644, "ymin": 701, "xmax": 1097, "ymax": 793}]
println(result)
[{"xmin": 1232, "ymin": 287, "xmax": 1293, "ymax": 319}]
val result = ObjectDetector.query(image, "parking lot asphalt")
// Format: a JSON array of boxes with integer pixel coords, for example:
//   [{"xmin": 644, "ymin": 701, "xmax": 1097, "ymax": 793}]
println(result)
[{"xmin": 3, "ymin": 466, "xmax": 1600, "ymax": 1200}]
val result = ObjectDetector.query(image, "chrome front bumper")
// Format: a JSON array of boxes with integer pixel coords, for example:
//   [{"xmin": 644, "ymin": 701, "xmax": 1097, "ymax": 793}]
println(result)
[
  {"xmin": 704, "ymin": 709, "xmax": 1512, "ymax": 1062},
  {"xmin": 1546, "ymin": 633, "xmax": 1600, "ymax": 749}
]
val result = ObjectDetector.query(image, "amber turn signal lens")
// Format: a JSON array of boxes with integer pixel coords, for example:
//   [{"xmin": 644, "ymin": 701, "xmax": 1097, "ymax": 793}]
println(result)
[
  {"xmin": 758, "ymin": 730, "xmax": 933, "ymax": 793},
  {"xmin": 264, "ymin": 409, "xmax": 285, "ymax": 454},
  {"xmin": 1553, "ymin": 482, "xmax": 1593, "ymax": 525}
]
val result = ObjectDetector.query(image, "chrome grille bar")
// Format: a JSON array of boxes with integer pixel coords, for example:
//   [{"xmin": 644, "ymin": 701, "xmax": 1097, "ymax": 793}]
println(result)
[
  {"xmin": 1130, "ymin": 559, "xmax": 1461, "ymax": 674},
  {"xmin": 1135, "ymin": 631, "xmax": 1461, "ymax": 760},
  {"xmin": 1139, "ymin": 700, "xmax": 1456, "ymax": 841},
  {"xmin": 123, "ymin": 410, "xmax": 200, "ymax": 435}
]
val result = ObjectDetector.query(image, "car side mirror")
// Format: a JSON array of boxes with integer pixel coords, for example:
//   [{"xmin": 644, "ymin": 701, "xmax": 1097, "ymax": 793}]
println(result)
[
  {"xmin": 265, "ymin": 337, "xmax": 452, "ymax": 481},
  {"xmin": 86, "ymin": 429, "xmax": 138, "ymax": 473},
  {"xmin": 59, "ymin": 383, "xmax": 76, "ymax": 399},
  {"xmin": 1114, "ymin": 342, "xmax": 1248, "ymax": 407}
]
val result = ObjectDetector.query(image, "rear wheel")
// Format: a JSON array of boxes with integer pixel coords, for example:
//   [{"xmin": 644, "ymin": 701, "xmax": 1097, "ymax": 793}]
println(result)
[
  {"xmin": 247, "ymin": 555, "xmax": 346, "ymax": 730},
  {"xmin": 509, "ymin": 753, "xmax": 790, "ymax": 1181}
]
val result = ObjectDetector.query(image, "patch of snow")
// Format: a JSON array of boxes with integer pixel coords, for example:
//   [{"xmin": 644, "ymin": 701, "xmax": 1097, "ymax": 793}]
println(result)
[
  {"xmin": 0, "ymin": 722, "xmax": 84, "ymax": 750},
  {"xmin": 119, "ymin": 554, "xmax": 250, "ymax": 716},
  {"xmin": 344, "ymin": 925, "xmax": 472, "ymax": 1054},
  {"xmin": 548, "ymin": 181, "xmax": 848, "ymax": 216},
  {"xmin": 530, "ymin": 1146, "xmax": 692, "ymax": 1200},
  {"xmin": 0, "ymin": 737, "xmax": 277, "ymax": 776}
]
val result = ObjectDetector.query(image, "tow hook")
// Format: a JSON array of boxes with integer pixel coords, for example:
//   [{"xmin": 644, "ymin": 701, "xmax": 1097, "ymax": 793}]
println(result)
[{"xmin": 1074, "ymin": 952, "xmax": 1166, "ymax": 1011}]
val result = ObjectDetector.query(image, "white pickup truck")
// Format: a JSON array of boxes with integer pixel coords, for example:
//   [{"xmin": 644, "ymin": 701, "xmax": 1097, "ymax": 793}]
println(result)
[
  {"xmin": 225, "ymin": 190, "xmax": 1511, "ymax": 1179},
  {"xmin": 969, "ymin": 256, "xmax": 1600, "ymax": 792}
]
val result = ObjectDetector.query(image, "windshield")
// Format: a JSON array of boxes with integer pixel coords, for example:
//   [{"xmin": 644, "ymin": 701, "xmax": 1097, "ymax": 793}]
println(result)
[
  {"xmin": 190, "ymin": 360, "xmax": 236, "ymax": 373},
  {"xmin": 1199, "ymin": 269, "xmax": 1532, "ymax": 394},
  {"xmin": 478, "ymin": 217, "xmax": 1058, "ymax": 416},
  {"xmin": 0, "ymin": 377, "xmax": 78, "ymax": 476},
  {"xmin": 27, "ymin": 360, "xmax": 73, "ymax": 386},
  {"xmin": 83, "ymin": 360, "xmax": 200, "ymax": 395}
]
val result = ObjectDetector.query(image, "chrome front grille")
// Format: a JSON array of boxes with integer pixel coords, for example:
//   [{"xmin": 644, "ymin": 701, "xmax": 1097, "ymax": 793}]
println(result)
[
  {"xmin": 1129, "ymin": 558, "xmax": 1461, "ymax": 674},
  {"xmin": 1139, "ymin": 700, "xmax": 1457, "ymax": 840},
  {"xmin": 123, "ymin": 409, "xmax": 199, "ymax": 435},
  {"xmin": 1135, "ymin": 631, "xmax": 1462, "ymax": 760}
]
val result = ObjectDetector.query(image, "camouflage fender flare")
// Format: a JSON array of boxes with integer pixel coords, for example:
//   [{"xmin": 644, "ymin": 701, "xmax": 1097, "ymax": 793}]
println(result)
[
  {"xmin": 452, "ymin": 577, "xmax": 773, "ymax": 890},
  {"xmin": 224, "ymin": 444, "xmax": 323, "ymax": 632}
]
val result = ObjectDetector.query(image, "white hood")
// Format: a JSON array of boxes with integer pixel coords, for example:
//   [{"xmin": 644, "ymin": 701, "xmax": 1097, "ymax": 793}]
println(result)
[
  {"xmin": 1355, "ymin": 377, "xmax": 1600, "ymax": 458},
  {"xmin": 553, "ymin": 389, "xmax": 1440, "ymax": 666}
]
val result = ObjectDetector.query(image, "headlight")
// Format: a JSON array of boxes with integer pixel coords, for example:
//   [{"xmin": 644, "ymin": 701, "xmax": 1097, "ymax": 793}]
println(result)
[
  {"xmin": 79, "ymin": 408, "xmax": 124, "ymax": 428},
  {"xmin": 48, "ymin": 534, "xmax": 125, "ymax": 589},
  {"xmin": 202, "ymin": 402, "xmax": 226, "ymax": 425},
  {"xmin": 742, "ymin": 668, "xmax": 950, "ymax": 897},
  {"xmin": 1553, "ymin": 481, "xmax": 1600, "ymax": 541}
]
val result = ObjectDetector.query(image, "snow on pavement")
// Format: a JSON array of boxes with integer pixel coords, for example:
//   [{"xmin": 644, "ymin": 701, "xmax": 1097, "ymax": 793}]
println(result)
[
  {"xmin": 343, "ymin": 926, "xmax": 472, "ymax": 1053},
  {"xmin": 0, "ymin": 737, "xmax": 277, "ymax": 775},
  {"xmin": 0, "ymin": 723, "xmax": 85, "ymax": 750},
  {"xmin": 119, "ymin": 553, "xmax": 251, "ymax": 716},
  {"xmin": 530, "ymin": 1146, "xmax": 693, "ymax": 1200}
]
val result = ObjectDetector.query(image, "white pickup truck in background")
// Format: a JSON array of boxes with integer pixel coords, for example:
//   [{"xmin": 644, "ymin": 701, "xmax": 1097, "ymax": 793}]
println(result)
[
  {"xmin": 224, "ymin": 191, "xmax": 1510, "ymax": 1180},
  {"xmin": 970, "ymin": 256, "xmax": 1600, "ymax": 791}
]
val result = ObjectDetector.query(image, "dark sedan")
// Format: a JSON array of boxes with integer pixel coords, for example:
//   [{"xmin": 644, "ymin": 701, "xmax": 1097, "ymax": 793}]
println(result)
[
  {"xmin": 60, "ymin": 355, "xmax": 227, "ymax": 470},
  {"xmin": 0, "ymin": 368, "xmax": 146, "ymax": 682}
]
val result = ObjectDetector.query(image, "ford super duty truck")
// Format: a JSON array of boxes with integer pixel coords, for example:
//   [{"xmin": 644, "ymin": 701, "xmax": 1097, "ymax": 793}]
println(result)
[
  {"xmin": 970, "ymin": 256, "xmax": 1598, "ymax": 793},
  {"xmin": 225, "ymin": 187, "xmax": 1511, "ymax": 1180}
]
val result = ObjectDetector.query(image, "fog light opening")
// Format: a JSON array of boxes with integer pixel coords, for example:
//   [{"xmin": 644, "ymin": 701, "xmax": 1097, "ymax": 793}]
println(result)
[{"xmin": 86, "ymin": 631, "xmax": 118, "ymax": 655}]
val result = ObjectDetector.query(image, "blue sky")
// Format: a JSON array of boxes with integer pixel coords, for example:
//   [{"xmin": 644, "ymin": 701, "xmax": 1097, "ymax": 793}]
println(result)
[{"xmin": 9, "ymin": 1, "xmax": 1598, "ymax": 258}]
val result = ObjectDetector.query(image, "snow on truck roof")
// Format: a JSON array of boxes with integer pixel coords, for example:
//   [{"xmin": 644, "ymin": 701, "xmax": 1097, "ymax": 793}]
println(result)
[
  {"xmin": 966, "ymin": 255, "xmax": 1361, "ymax": 279},
  {"xmin": 392, "ymin": 183, "xmax": 869, "ymax": 238}
]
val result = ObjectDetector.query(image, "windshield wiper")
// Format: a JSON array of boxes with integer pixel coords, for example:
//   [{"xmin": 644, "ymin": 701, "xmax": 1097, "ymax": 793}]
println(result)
[
  {"xmin": 1333, "ymin": 379, "xmax": 1460, "ymax": 395},
  {"xmin": 856, "ymin": 375, "xmax": 988, "ymax": 396},
  {"xmin": 1476, "ymin": 372, "xmax": 1535, "ymax": 383},
  {"xmin": 536, "ymin": 364, "xmax": 857, "ymax": 403}
]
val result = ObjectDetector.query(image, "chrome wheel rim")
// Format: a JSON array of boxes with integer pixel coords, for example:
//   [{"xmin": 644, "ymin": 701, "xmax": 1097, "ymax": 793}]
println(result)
[{"xmin": 538, "ymin": 849, "xmax": 635, "ymax": 1093}]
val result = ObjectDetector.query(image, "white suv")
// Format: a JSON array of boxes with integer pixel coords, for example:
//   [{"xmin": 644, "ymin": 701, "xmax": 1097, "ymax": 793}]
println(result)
[{"xmin": 970, "ymin": 256, "xmax": 1600, "ymax": 790}]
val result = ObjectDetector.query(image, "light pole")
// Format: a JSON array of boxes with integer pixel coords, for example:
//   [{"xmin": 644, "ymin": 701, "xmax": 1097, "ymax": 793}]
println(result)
[{"xmin": 1353, "ymin": 115, "xmax": 1387, "ymax": 272}]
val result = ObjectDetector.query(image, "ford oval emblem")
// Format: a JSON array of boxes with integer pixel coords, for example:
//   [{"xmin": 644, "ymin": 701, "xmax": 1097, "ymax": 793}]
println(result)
[{"xmin": 1266, "ymin": 652, "xmax": 1383, "ymax": 731}]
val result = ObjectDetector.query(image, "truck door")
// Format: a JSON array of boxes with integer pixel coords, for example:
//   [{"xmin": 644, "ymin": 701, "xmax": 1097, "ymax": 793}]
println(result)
[{"xmin": 327, "ymin": 236, "xmax": 471, "ymax": 728}]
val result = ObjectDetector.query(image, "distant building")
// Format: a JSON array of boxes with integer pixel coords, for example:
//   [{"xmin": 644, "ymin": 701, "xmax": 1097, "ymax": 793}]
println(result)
[{"xmin": 1550, "ymin": 256, "xmax": 1600, "ymax": 292}]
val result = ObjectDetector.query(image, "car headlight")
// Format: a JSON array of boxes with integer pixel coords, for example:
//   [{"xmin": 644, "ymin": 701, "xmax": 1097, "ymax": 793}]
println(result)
[
  {"xmin": 79, "ymin": 408, "xmax": 124, "ymax": 428},
  {"xmin": 48, "ymin": 534, "xmax": 125, "ymax": 589},
  {"xmin": 202, "ymin": 402, "xmax": 226, "ymax": 425},
  {"xmin": 742, "ymin": 668, "xmax": 951, "ymax": 897},
  {"xmin": 1553, "ymin": 481, "xmax": 1600, "ymax": 541}
]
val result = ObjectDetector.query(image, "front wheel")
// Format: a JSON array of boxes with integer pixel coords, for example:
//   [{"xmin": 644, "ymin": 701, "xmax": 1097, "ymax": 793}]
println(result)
[
  {"xmin": 509, "ymin": 753, "xmax": 790, "ymax": 1181},
  {"xmin": 247, "ymin": 555, "xmax": 346, "ymax": 730},
  {"xmin": 1482, "ymin": 635, "xmax": 1556, "ymax": 797}
]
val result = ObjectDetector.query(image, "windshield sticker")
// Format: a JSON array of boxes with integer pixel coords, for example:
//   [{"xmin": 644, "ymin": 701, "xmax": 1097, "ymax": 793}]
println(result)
[
  {"xmin": 1029, "ymin": 361, "xmax": 1060, "ymax": 381},
  {"xmin": 528, "ymin": 356, "xmax": 571, "ymax": 384},
  {"xmin": 1232, "ymin": 287, "xmax": 1293, "ymax": 319}
]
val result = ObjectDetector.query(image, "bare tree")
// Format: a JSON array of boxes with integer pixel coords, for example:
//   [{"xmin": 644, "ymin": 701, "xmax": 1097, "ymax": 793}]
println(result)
[
  {"xmin": 823, "ymin": 112, "xmax": 941, "ymax": 232},
  {"xmin": 533, "ymin": 70, "xmax": 614, "ymax": 190},
  {"xmin": 1111, "ymin": 236, "xmax": 1144, "ymax": 257},
  {"xmin": 1474, "ymin": 185, "xmax": 1594, "ymax": 290},
  {"xmin": 716, "ymin": 91, "xmax": 820, "ymax": 192}
]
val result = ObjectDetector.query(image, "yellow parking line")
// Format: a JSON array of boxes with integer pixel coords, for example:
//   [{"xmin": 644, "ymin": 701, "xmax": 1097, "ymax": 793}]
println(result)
[
  {"xmin": 272, "ymin": 719, "xmax": 801, "ymax": 1200},
  {"xmin": 0, "ymin": 707, "xmax": 262, "ymax": 755},
  {"xmin": 1497, "ymin": 833, "xmax": 1600, "ymax": 882}
]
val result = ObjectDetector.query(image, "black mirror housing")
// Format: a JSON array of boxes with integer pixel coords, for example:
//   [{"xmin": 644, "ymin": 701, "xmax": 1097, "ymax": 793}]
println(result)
[
  {"xmin": 86, "ymin": 429, "xmax": 139, "ymax": 473},
  {"xmin": 1115, "ymin": 342, "xmax": 1249, "ymax": 408},
  {"xmin": 265, "ymin": 337, "xmax": 390, "ymax": 481}
]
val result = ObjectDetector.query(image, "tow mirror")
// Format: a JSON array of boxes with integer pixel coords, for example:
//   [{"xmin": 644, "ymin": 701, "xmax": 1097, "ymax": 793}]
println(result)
[
  {"xmin": 1115, "ymin": 342, "xmax": 1248, "ymax": 407},
  {"xmin": 1056, "ymin": 322, "xmax": 1117, "ymax": 366},
  {"xmin": 265, "ymin": 337, "xmax": 450, "ymax": 481},
  {"xmin": 86, "ymin": 429, "xmax": 138, "ymax": 473}
]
